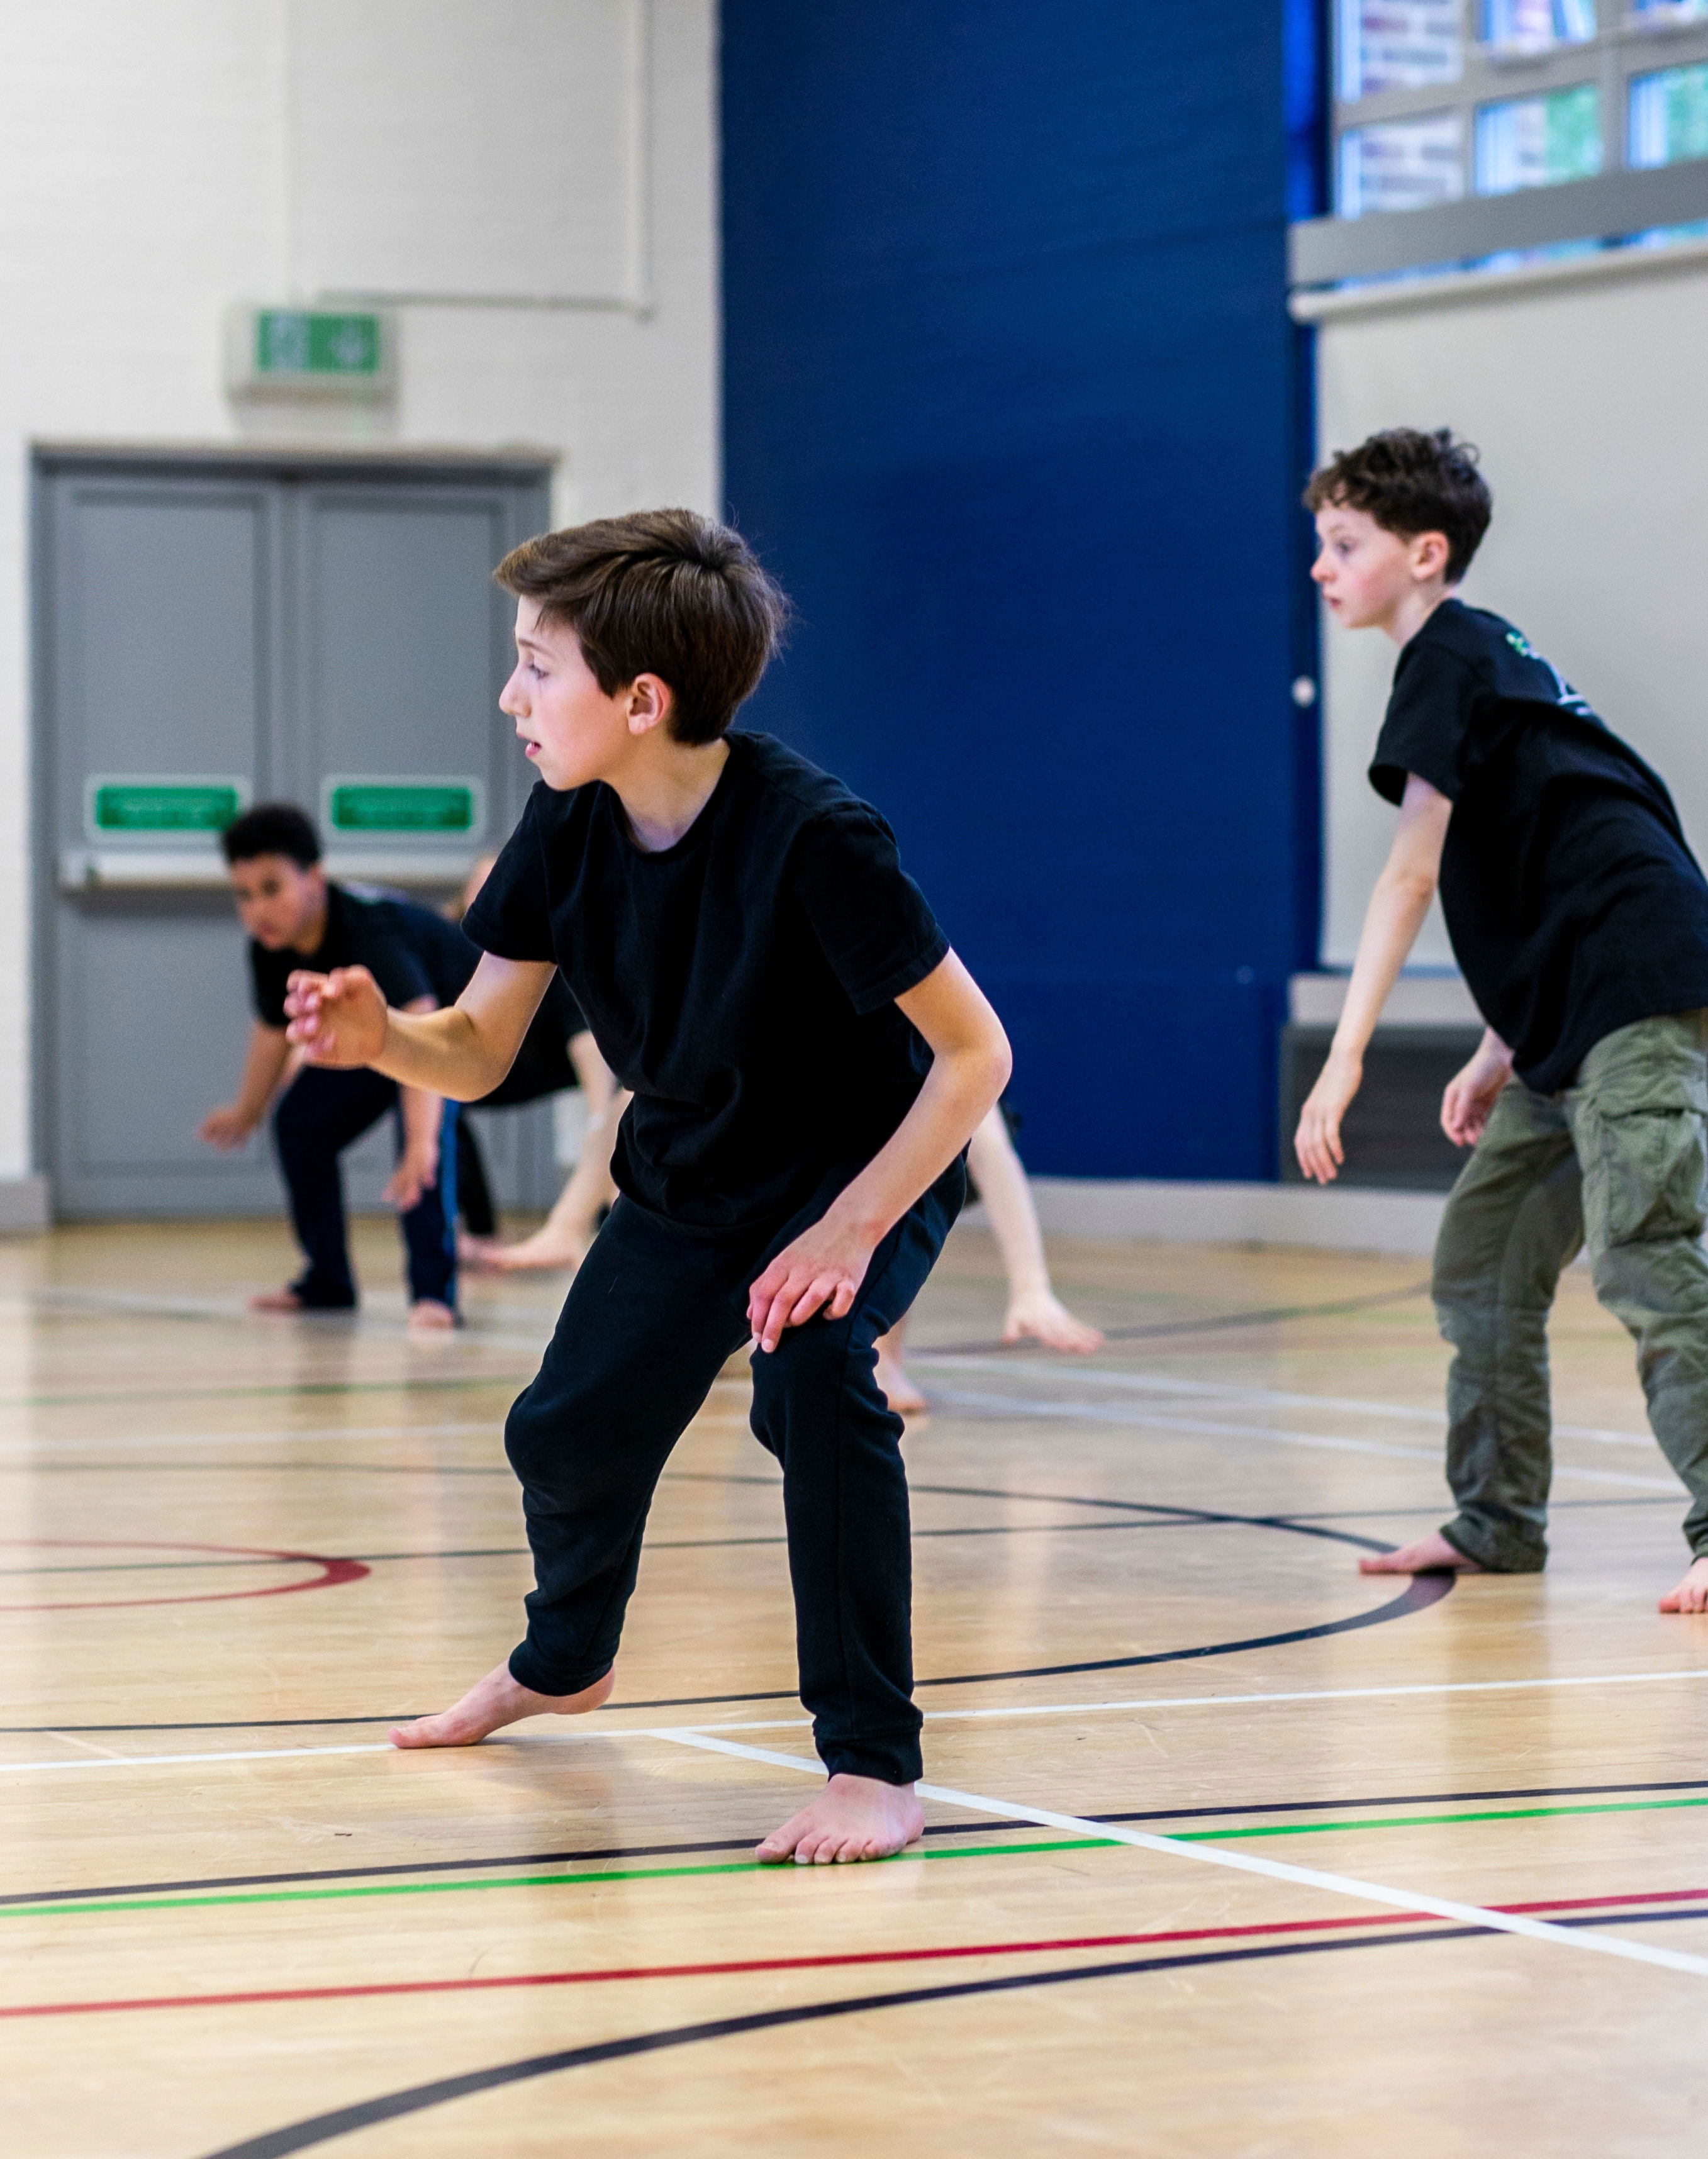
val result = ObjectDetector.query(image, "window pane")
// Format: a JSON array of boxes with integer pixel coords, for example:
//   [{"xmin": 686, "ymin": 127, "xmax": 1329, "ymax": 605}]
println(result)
[
  {"xmin": 1629, "ymin": 62, "xmax": 1708, "ymax": 167},
  {"xmin": 1475, "ymin": 84, "xmax": 1602, "ymax": 191},
  {"xmin": 1482, "ymin": 0, "xmax": 1596, "ymax": 48},
  {"xmin": 1339, "ymin": 109, "xmax": 1466, "ymax": 215},
  {"xmin": 1337, "ymin": 0, "xmax": 1463, "ymax": 101}
]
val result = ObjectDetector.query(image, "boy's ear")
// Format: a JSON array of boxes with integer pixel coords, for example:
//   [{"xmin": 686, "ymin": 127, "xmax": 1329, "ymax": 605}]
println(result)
[
  {"xmin": 625, "ymin": 673, "xmax": 675, "ymax": 737},
  {"xmin": 1410, "ymin": 530, "xmax": 1452, "ymax": 583}
]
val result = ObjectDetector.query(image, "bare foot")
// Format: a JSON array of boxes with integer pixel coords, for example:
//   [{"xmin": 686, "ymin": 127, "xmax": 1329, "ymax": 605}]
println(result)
[
  {"xmin": 488, "ymin": 1225, "xmax": 591, "ymax": 1275},
  {"xmin": 248, "ymin": 1287, "xmax": 306, "ymax": 1314},
  {"xmin": 390, "ymin": 1661, "xmax": 615, "ymax": 1748},
  {"xmin": 874, "ymin": 1349, "xmax": 927, "ymax": 1415},
  {"xmin": 456, "ymin": 1232, "xmax": 506, "ymax": 1271},
  {"xmin": 1001, "ymin": 1289, "xmax": 1104, "ymax": 1353},
  {"xmin": 1359, "ymin": 1531, "xmax": 1483, "ymax": 1576},
  {"xmin": 1659, "ymin": 1556, "xmax": 1708, "ymax": 1613},
  {"xmin": 406, "ymin": 1299, "xmax": 457, "ymax": 1335},
  {"xmin": 756, "ymin": 1773, "xmax": 924, "ymax": 1864}
]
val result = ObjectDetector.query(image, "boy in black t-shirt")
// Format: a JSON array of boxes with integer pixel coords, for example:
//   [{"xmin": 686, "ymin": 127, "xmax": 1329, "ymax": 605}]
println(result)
[
  {"xmin": 282, "ymin": 511, "xmax": 1012, "ymax": 1863},
  {"xmin": 198, "ymin": 803, "xmax": 460, "ymax": 1332},
  {"xmin": 1295, "ymin": 428, "xmax": 1708, "ymax": 1614}
]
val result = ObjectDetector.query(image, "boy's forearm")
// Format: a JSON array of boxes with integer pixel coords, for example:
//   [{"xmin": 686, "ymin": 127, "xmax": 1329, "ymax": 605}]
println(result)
[
  {"xmin": 399, "ymin": 1083, "xmax": 442, "ymax": 1158},
  {"xmin": 823, "ymin": 1044, "xmax": 1010, "ymax": 1247},
  {"xmin": 1330, "ymin": 874, "xmax": 1436, "ymax": 1066},
  {"xmin": 372, "ymin": 1004, "xmax": 513, "ymax": 1102},
  {"xmin": 233, "ymin": 1027, "xmax": 291, "ymax": 1123}
]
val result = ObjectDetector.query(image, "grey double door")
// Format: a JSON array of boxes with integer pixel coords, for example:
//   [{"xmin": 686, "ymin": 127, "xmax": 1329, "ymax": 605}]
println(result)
[{"xmin": 36, "ymin": 450, "xmax": 554, "ymax": 1220}]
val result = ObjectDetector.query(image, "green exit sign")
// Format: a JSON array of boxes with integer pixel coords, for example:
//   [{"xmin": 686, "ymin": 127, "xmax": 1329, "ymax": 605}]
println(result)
[
  {"xmin": 87, "ymin": 776, "xmax": 249, "ymax": 838},
  {"xmin": 228, "ymin": 306, "xmax": 394, "ymax": 399},
  {"xmin": 323, "ymin": 777, "xmax": 484, "ymax": 837}
]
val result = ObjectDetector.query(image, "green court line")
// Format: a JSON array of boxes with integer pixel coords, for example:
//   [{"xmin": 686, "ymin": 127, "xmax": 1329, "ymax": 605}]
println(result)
[
  {"xmin": 1175, "ymin": 1792, "xmax": 1708, "ymax": 1842},
  {"xmin": 10, "ymin": 1788, "xmax": 1707, "ymax": 1924},
  {"xmin": 0, "ymin": 1838, "xmax": 1112, "ymax": 1921}
]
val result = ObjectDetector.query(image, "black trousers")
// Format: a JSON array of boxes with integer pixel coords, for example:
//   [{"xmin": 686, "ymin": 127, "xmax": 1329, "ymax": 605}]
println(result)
[
  {"xmin": 503, "ymin": 1157, "xmax": 965, "ymax": 1784},
  {"xmin": 272, "ymin": 1068, "xmax": 459, "ymax": 1310}
]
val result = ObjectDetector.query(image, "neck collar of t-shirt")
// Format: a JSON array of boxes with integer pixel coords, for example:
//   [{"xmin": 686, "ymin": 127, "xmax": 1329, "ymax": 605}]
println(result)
[{"xmin": 602, "ymin": 735, "xmax": 745, "ymax": 862}]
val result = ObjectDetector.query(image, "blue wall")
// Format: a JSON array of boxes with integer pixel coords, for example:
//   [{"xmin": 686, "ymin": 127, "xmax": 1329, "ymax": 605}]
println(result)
[{"xmin": 721, "ymin": 5, "xmax": 1317, "ymax": 1180}]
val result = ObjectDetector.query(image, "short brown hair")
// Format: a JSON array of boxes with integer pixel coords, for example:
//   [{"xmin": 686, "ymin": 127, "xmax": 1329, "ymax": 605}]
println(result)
[
  {"xmin": 494, "ymin": 509, "xmax": 789, "ymax": 746},
  {"xmin": 1304, "ymin": 428, "xmax": 1492, "ymax": 584}
]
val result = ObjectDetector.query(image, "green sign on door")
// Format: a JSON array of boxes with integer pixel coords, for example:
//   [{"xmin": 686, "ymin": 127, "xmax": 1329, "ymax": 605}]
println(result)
[
  {"xmin": 87, "ymin": 777, "xmax": 248, "ymax": 835},
  {"xmin": 323, "ymin": 778, "xmax": 483, "ymax": 837}
]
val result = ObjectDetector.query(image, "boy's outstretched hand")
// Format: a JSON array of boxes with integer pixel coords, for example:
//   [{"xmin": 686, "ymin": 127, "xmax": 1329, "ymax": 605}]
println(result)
[
  {"xmin": 1294, "ymin": 1049, "xmax": 1361, "ymax": 1184},
  {"xmin": 748, "ymin": 1213, "xmax": 877, "ymax": 1353},
  {"xmin": 284, "ymin": 966, "xmax": 388, "ymax": 1068}
]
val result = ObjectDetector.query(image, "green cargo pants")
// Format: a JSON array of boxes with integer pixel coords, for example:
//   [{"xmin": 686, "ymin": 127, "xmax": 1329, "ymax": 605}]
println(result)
[{"xmin": 1432, "ymin": 1009, "xmax": 1708, "ymax": 1571}]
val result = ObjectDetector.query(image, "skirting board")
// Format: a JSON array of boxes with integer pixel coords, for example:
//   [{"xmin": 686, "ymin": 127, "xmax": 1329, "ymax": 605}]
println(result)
[
  {"xmin": 1026, "ymin": 1177, "xmax": 1446, "ymax": 1258},
  {"xmin": 0, "ymin": 1176, "xmax": 50, "ymax": 1234}
]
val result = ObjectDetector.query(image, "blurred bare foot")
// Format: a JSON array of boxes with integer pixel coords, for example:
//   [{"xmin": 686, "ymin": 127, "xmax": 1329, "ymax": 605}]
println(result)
[
  {"xmin": 456, "ymin": 1232, "xmax": 506, "ymax": 1271},
  {"xmin": 391, "ymin": 1661, "xmax": 615, "ymax": 1748},
  {"xmin": 756, "ymin": 1774, "xmax": 924, "ymax": 1864},
  {"xmin": 1659, "ymin": 1556, "xmax": 1708, "ymax": 1613},
  {"xmin": 248, "ymin": 1287, "xmax": 306, "ymax": 1313},
  {"xmin": 488, "ymin": 1224, "xmax": 591, "ymax": 1274},
  {"xmin": 874, "ymin": 1346, "xmax": 927, "ymax": 1415},
  {"xmin": 1359, "ymin": 1531, "xmax": 1483, "ymax": 1576},
  {"xmin": 406, "ymin": 1299, "xmax": 457, "ymax": 1336},
  {"xmin": 1002, "ymin": 1288, "xmax": 1103, "ymax": 1353}
]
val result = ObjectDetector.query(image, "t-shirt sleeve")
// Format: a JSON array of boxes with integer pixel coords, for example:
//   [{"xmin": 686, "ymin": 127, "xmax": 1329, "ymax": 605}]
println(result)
[
  {"xmin": 248, "ymin": 945, "xmax": 288, "ymax": 1030},
  {"xmin": 791, "ymin": 802, "xmax": 949, "ymax": 1015},
  {"xmin": 1369, "ymin": 642, "xmax": 1478, "ymax": 806},
  {"xmin": 461, "ymin": 792, "xmax": 559, "ymax": 964}
]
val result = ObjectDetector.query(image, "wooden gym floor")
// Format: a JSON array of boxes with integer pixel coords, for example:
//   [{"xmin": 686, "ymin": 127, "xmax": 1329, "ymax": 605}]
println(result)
[{"xmin": 3, "ymin": 1212, "xmax": 1707, "ymax": 2157}]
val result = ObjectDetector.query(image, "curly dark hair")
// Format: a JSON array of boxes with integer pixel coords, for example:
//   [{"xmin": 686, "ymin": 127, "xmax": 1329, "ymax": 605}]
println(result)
[
  {"xmin": 1304, "ymin": 427, "xmax": 1492, "ymax": 584},
  {"xmin": 495, "ymin": 509, "xmax": 790, "ymax": 747}
]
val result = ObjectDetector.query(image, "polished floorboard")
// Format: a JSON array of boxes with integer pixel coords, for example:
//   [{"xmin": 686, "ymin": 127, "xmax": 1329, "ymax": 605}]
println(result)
[{"xmin": 2, "ymin": 1210, "xmax": 1705, "ymax": 2156}]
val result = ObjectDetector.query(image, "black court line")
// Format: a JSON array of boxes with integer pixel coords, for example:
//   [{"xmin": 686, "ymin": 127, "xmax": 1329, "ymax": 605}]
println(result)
[
  {"xmin": 907, "ymin": 1278, "xmax": 1432, "ymax": 1359},
  {"xmin": 0, "ymin": 1475, "xmax": 1449, "ymax": 1715},
  {"xmin": 0, "ymin": 1517, "xmax": 1216, "ymax": 1582},
  {"xmin": 208, "ymin": 1908, "xmax": 1708, "ymax": 2159},
  {"xmin": 14, "ymin": 1771, "xmax": 1708, "ymax": 1911}
]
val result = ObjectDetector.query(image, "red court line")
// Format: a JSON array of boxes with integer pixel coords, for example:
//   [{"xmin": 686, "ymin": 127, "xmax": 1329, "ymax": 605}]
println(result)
[
  {"xmin": 0, "ymin": 1539, "xmax": 367, "ymax": 1614},
  {"xmin": 8, "ymin": 1884, "xmax": 1708, "ymax": 2022}
]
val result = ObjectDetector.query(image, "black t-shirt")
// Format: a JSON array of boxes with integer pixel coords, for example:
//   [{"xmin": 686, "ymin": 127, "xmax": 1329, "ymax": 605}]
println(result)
[
  {"xmin": 248, "ymin": 883, "xmax": 584, "ymax": 1107},
  {"xmin": 462, "ymin": 730, "xmax": 949, "ymax": 1227},
  {"xmin": 248, "ymin": 882, "xmax": 437, "ymax": 1029},
  {"xmin": 1370, "ymin": 600, "xmax": 1708, "ymax": 1092}
]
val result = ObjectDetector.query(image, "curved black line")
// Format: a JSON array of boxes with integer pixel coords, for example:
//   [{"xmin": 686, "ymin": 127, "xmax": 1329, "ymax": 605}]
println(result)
[
  {"xmin": 184, "ymin": 1898, "xmax": 1708, "ymax": 2158},
  {"xmin": 196, "ymin": 1924, "xmax": 1485, "ymax": 2158},
  {"xmin": 909, "ymin": 1278, "xmax": 1432, "ymax": 1359}
]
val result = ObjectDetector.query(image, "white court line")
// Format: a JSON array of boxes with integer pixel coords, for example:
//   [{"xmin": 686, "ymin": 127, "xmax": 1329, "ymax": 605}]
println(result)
[
  {"xmin": 912, "ymin": 1354, "xmax": 1653, "ymax": 1448},
  {"xmin": 652, "ymin": 1727, "xmax": 1708, "ymax": 1980},
  {"xmin": 9, "ymin": 1663, "xmax": 1708, "ymax": 1775},
  {"xmin": 923, "ymin": 1386, "xmax": 1682, "ymax": 1492}
]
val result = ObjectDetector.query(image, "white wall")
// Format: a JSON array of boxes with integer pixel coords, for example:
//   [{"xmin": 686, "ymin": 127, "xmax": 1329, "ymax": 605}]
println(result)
[
  {"xmin": 0, "ymin": 0, "xmax": 718, "ymax": 1190},
  {"xmin": 1313, "ymin": 250, "xmax": 1708, "ymax": 968}
]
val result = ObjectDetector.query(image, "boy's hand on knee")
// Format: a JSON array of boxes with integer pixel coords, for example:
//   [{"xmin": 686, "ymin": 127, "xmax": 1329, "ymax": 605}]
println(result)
[
  {"xmin": 748, "ymin": 1215, "xmax": 876, "ymax": 1353},
  {"xmin": 284, "ymin": 966, "xmax": 388, "ymax": 1068}
]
